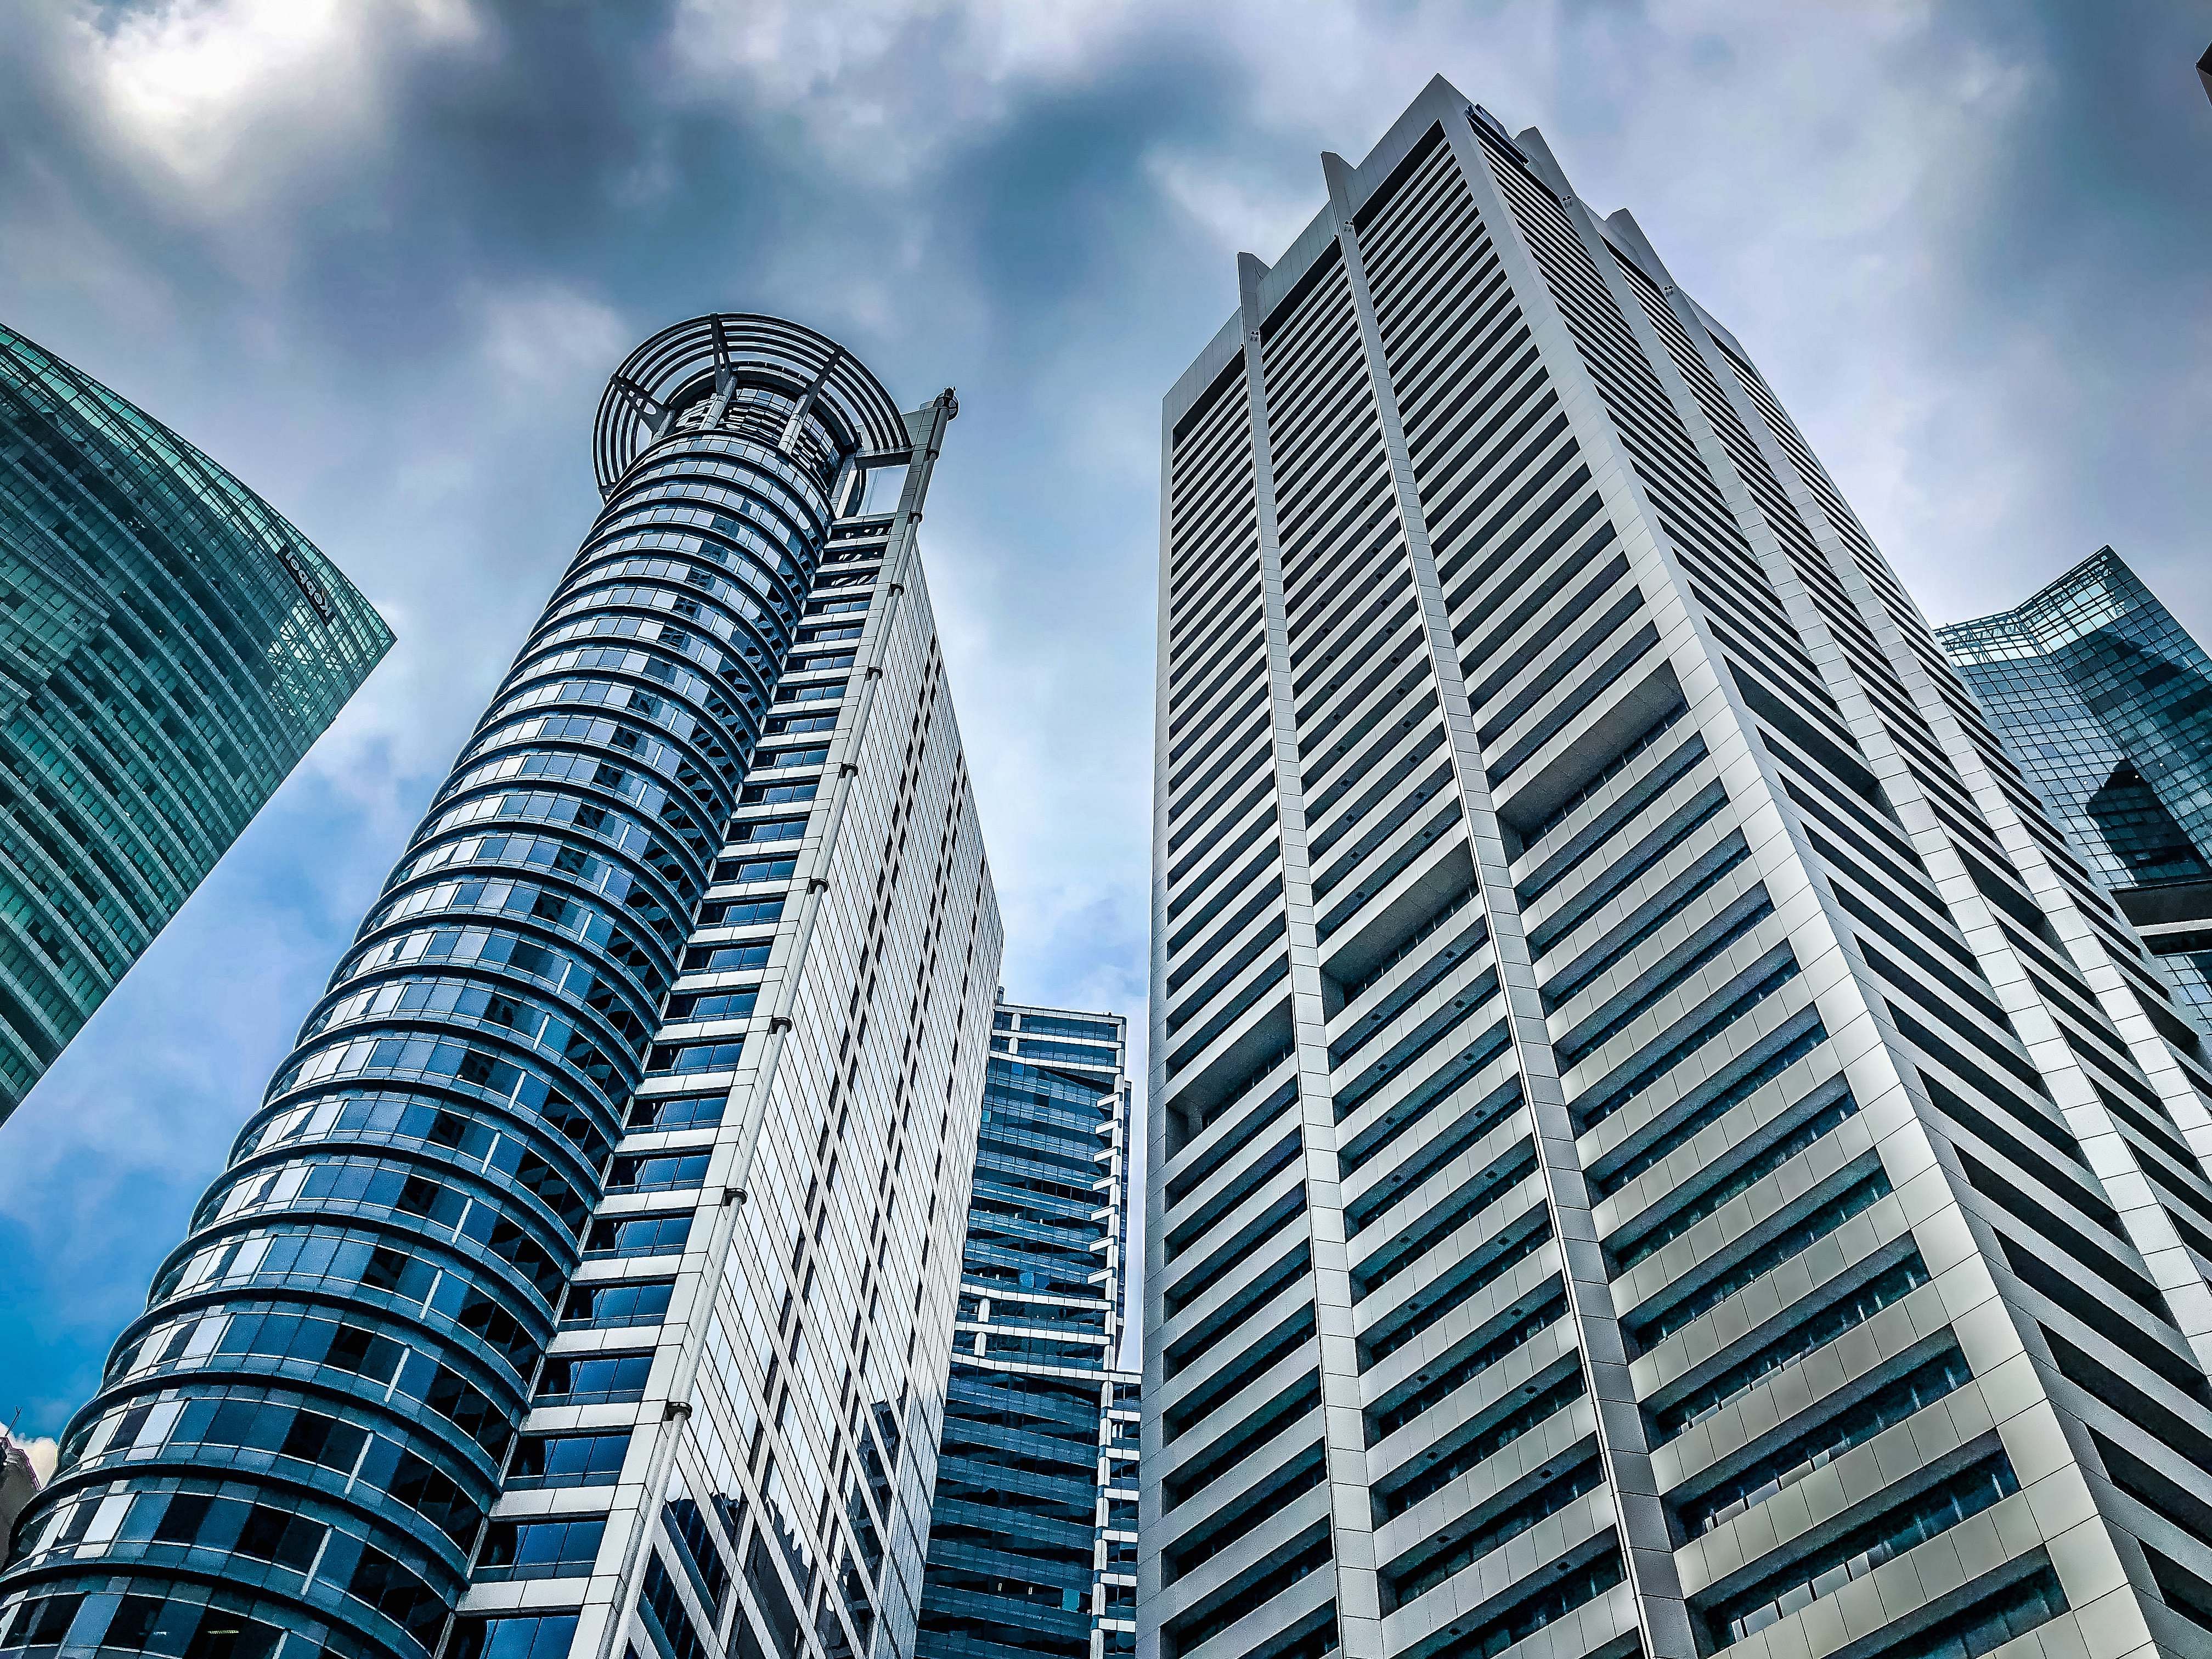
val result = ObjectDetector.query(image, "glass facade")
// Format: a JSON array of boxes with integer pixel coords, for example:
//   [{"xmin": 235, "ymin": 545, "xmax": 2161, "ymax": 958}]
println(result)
[
  {"xmin": 917, "ymin": 1002, "xmax": 1138, "ymax": 1659},
  {"xmin": 1937, "ymin": 549, "xmax": 2212, "ymax": 1025},
  {"xmin": 1148, "ymin": 83, "xmax": 2212, "ymax": 1659},
  {"xmin": 0, "ymin": 322, "xmax": 392, "ymax": 1119},
  {"xmin": 0, "ymin": 315, "xmax": 1001, "ymax": 1659}
]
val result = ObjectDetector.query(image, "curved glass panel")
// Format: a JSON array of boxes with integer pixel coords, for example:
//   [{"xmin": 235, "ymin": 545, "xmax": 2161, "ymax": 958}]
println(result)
[{"xmin": 0, "ymin": 323, "xmax": 392, "ymax": 1117}]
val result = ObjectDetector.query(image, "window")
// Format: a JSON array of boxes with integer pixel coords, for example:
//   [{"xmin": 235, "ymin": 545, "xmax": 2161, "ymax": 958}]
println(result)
[
  {"xmin": 628, "ymin": 1093, "xmax": 725, "ymax": 1131},
  {"xmin": 1018, "ymin": 1013, "xmax": 1118, "ymax": 1042},
  {"xmin": 730, "ymin": 816, "xmax": 804, "ymax": 845},
  {"xmin": 563, "ymin": 1280, "xmax": 674, "ymax": 1329},
  {"xmin": 683, "ymin": 943, "xmax": 769, "ymax": 973},
  {"xmin": 180, "ymin": 1610, "xmax": 282, "ymax": 1659},
  {"xmin": 1878, "ymin": 1567, "xmax": 2066, "ymax": 1658},
  {"xmin": 447, "ymin": 1615, "xmax": 581, "ymax": 1659},
  {"xmin": 712, "ymin": 859, "xmax": 794, "ymax": 887},
  {"xmin": 155, "ymin": 1492, "xmax": 214, "ymax": 1542},
  {"xmin": 1014, "ymin": 1037, "xmax": 1115, "ymax": 1065},
  {"xmin": 738, "ymin": 782, "xmax": 814, "ymax": 807},
  {"xmin": 664, "ymin": 1495, "xmax": 732, "ymax": 1614},
  {"xmin": 476, "ymin": 1518, "xmax": 607, "ymax": 1581},
  {"xmin": 234, "ymin": 1504, "xmax": 325, "ymax": 1570},
  {"xmin": 347, "ymin": 1545, "xmax": 445, "ymax": 1651},
  {"xmin": 584, "ymin": 1214, "xmax": 691, "ymax": 1259},
  {"xmin": 641, "ymin": 1556, "xmax": 715, "ymax": 1659},
  {"xmin": 101, "ymin": 1599, "xmax": 267, "ymax": 1659},
  {"xmin": 1681, "ymin": 1347, "xmax": 1974, "ymax": 1536},
  {"xmin": 610, "ymin": 1149, "xmax": 712, "ymax": 1188},
  {"xmin": 1714, "ymin": 1457, "xmax": 2021, "ymax": 1644},
  {"xmin": 507, "ymin": 1432, "xmax": 632, "ymax": 1489},
  {"xmin": 5, "ymin": 1594, "xmax": 83, "ymax": 1650},
  {"xmin": 278, "ymin": 1408, "xmax": 370, "ymax": 1471},
  {"xmin": 535, "ymin": 1352, "xmax": 654, "ymax": 1406},
  {"xmin": 696, "ymin": 900, "xmax": 779, "ymax": 931},
  {"xmin": 665, "ymin": 989, "xmax": 757, "ymax": 1024},
  {"xmin": 647, "ymin": 1045, "xmax": 744, "ymax": 1079},
  {"xmin": 766, "ymin": 715, "xmax": 836, "ymax": 737}
]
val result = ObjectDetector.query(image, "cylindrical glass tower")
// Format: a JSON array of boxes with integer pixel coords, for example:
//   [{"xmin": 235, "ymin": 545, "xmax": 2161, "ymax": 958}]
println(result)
[{"xmin": 0, "ymin": 318, "xmax": 913, "ymax": 1659}]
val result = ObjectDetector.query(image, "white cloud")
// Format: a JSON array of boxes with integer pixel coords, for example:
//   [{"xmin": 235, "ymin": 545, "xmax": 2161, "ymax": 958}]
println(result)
[
  {"xmin": 82, "ymin": 0, "xmax": 481, "ymax": 193},
  {"xmin": 664, "ymin": 0, "xmax": 1144, "ymax": 182},
  {"xmin": 473, "ymin": 280, "xmax": 631, "ymax": 397}
]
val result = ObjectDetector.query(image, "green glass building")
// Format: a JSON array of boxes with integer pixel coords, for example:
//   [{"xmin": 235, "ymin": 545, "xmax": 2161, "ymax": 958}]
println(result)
[{"xmin": 0, "ymin": 321, "xmax": 392, "ymax": 1121}]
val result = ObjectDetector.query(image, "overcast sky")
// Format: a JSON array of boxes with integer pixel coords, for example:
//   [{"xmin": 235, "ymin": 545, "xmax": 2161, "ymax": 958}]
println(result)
[{"xmin": 2, "ymin": 0, "xmax": 2207, "ymax": 1441}]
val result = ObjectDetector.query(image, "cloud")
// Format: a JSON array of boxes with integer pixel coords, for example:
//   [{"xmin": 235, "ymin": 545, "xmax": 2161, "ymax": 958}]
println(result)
[{"xmin": 19, "ymin": 1439, "xmax": 59, "ymax": 1485}]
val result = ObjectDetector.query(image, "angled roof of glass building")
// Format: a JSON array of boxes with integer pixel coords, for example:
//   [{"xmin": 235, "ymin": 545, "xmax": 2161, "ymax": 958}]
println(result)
[
  {"xmin": 0, "ymin": 321, "xmax": 393, "ymax": 1119},
  {"xmin": 1937, "ymin": 546, "xmax": 2212, "ymax": 1026},
  {"xmin": 1936, "ymin": 548, "xmax": 2212, "ymax": 889}
]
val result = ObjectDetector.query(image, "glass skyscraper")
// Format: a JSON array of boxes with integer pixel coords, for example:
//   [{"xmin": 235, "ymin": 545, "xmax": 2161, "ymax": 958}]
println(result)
[
  {"xmin": 1937, "ymin": 549, "xmax": 2212, "ymax": 1027},
  {"xmin": 916, "ymin": 1000, "xmax": 1139, "ymax": 1659},
  {"xmin": 1147, "ymin": 78, "xmax": 2212, "ymax": 1659},
  {"xmin": 0, "ymin": 321, "xmax": 393, "ymax": 1121},
  {"xmin": 0, "ymin": 314, "xmax": 1001, "ymax": 1659}
]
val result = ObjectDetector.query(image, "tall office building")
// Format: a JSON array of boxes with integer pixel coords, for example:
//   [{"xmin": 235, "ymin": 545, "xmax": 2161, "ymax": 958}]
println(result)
[
  {"xmin": 0, "ymin": 322, "xmax": 392, "ymax": 1121},
  {"xmin": 1146, "ymin": 78, "xmax": 2212, "ymax": 1659},
  {"xmin": 1937, "ymin": 549, "xmax": 2212, "ymax": 1026},
  {"xmin": 0, "ymin": 315, "xmax": 1001, "ymax": 1659},
  {"xmin": 916, "ymin": 1000, "xmax": 1140, "ymax": 1659}
]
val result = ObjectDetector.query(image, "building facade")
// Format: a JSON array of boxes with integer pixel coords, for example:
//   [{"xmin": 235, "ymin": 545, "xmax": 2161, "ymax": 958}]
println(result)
[
  {"xmin": 915, "ymin": 999, "xmax": 1139, "ymax": 1659},
  {"xmin": 1145, "ymin": 78, "xmax": 2212, "ymax": 1659},
  {"xmin": 0, "ymin": 315, "xmax": 1001, "ymax": 1659},
  {"xmin": 1937, "ymin": 549, "xmax": 2212, "ymax": 1028},
  {"xmin": 0, "ymin": 1437, "xmax": 43, "ymax": 1565},
  {"xmin": 0, "ymin": 322, "xmax": 393, "ymax": 1121}
]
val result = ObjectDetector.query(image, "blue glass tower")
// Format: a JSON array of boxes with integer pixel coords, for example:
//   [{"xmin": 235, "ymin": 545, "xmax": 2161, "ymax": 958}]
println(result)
[
  {"xmin": 1937, "ymin": 549, "xmax": 2212, "ymax": 1026},
  {"xmin": 0, "ymin": 321, "xmax": 392, "ymax": 1121},
  {"xmin": 916, "ymin": 1001, "xmax": 1139, "ymax": 1659}
]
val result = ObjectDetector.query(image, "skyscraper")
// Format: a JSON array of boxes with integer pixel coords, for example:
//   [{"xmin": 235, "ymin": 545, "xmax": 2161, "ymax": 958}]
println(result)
[
  {"xmin": 916, "ymin": 999, "xmax": 1139, "ymax": 1659},
  {"xmin": 1937, "ymin": 549, "xmax": 2212, "ymax": 1027},
  {"xmin": 1146, "ymin": 78, "xmax": 2212, "ymax": 1659},
  {"xmin": 0, "ymin": 314, "xmax": 1001, "ymax": 1659},
  {"xmin": 0, "ymin": 321, "xmax": 393, "ymax": 1122}
]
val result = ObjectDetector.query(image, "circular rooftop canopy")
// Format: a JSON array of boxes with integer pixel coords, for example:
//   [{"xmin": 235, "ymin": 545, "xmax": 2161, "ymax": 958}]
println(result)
[{"xmin": 592, "ymin": 313, "xmax": 907, "ymax": 496}]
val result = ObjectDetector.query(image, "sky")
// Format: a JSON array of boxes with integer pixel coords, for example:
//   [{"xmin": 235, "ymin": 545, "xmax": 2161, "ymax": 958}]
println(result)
[{"xmin": 1, "ymin": 0, "xmax": 2207, "ymax": 1444}]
